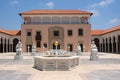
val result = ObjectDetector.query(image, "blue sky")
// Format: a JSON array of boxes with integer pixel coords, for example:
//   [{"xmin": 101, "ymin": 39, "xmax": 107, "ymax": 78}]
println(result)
[{"xmin": 0, "ymin": 0, "xmax": 120, "ymax": 30}]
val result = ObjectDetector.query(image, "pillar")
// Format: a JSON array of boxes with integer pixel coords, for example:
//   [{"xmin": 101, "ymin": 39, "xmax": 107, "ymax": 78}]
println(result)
[
  {"xmin": 0, "ymin": 38, "xmax": 1, "ymax": 53},
  {"xmin": 6, "ymin": 40, "xmax": 8, "ymax": 52},
  {"xmin": 79, "ymin": 17, "xmax": 81, "ymax": 24},
  {"xmin": 69, "ymin": 16, "xmax": 71, "ymax": 24},
  {"xmin": 3, "ymin": 41, "xmax": 4, "ymax": 53},
  {"xmin": 51, "ymin": 16, "xmax": 52, "ymax": 24}
]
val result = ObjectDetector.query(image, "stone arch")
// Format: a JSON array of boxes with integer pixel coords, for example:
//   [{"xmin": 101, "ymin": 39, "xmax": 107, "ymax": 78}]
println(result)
[
  {"xmin": 106, "ymin": 38, "xmax": 108, "ymax": 52},
  {"xmin": 103, "ymin": 38, "xmax": 105, "ymax": 52},
  {"xmin": 13, "ymin": 38, "xmax": 19, "ymax": 52},
  {"xmin": 0, "ymin": 37, "xmax": 3, "ymax": 53},
  {"xmin": 113, "ymin": 36, "xmax": 116, "ymax": 53},
  {"xmin": 94, "ymin": 38, "xmax": 100, "ymax": 52}
]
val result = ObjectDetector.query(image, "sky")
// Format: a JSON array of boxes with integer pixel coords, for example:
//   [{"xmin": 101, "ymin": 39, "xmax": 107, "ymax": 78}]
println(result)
[{"xmin": 0, "ymin": 0, "xmax": 120, "ymax": 30}]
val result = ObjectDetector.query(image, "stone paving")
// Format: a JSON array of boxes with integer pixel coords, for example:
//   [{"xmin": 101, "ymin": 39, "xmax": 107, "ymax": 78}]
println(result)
[{"xmin": 0, "ymin": 52, "xmax": 120, "ymax": 80}]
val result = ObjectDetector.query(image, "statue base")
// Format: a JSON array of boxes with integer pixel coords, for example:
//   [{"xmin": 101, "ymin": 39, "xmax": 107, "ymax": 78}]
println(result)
[
  {"xmin": 90, "ymin": 49, "xmax": 99, "ymax": 61},
  {"xmin": 14, "ymin": 55, "xmax": 23, "ymax": 60}
]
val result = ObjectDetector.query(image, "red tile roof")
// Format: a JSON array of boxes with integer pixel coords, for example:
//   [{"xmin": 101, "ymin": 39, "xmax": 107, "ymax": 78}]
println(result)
[
  {"xmin": 91, "ymin": 30, "xmax": 105, "ymax": 36},
  {"xmin": 7, "ymin": 30, "xmax": 21, "ymax": 35},
  {"xmin": 0, "ymin": 29, "xmax": 21, "ymax": 35},
  {"xmin": 91, "ymin": 25, "xmax": 120, "ymax": 35},
  {"xmin": 19, "ymin": 10, "xmax": 93, "ymax": 15}
]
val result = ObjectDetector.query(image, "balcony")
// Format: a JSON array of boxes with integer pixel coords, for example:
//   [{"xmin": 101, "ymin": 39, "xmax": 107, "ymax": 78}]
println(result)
[{"xmin": 23, "ymin": 21, "xmax": 89, "ymax": 25}]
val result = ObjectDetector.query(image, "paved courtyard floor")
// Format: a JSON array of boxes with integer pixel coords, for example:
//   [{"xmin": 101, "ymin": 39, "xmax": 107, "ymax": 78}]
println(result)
[{"xmin": 0, "ymin": 52, "xmax": 120, "ymax": 80}]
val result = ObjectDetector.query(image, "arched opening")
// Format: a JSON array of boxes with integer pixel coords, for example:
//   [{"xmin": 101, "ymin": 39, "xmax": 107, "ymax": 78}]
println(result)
[
  {"xmin": 113, "ymin": 36, "xmax": 116, "ymax": 53},
  {"xmin": 94, "ymin": 38, "xmax": 100, "ymax": 52},
  {"xmin": 4, "ymin": 38, "xmax": 6, "ymax": 52},
  {"xmin": 13, "ymin": 38, "xmax": 19, "ymax": 52},
  {"xmin": 109, "ymin": 37, "xmax": 112, "ymax": 53},
  {"xmin": 0, "ymin": 38, "xmax": 3, "ymax": 53},
  {"xmin": 8, "ymin": 39, "xmax": 10, "ymax": 52},
  {"xmin": 103, "ymin": 39, "xmax": 105, "ymax": 52},
  {"xmin": 118, "ymin": 35, "xmax": 120, "ymax": 53},
  {"xmin": 106, "ymin": 38, "xmax": 108, "ymax": 52}
]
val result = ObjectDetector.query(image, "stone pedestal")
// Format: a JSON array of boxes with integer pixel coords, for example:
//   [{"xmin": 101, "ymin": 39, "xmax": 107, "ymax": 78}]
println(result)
[
  {"xmin": 90, "ymin": 48, "xmax": 98, "ymax": 61},
  {"xmin": 34, "ymin": 56, "xmax": 79, "ymax": 71},
  {"xmin": 14, "ymin": 55, "xmax": 23, "ymax": 60}
]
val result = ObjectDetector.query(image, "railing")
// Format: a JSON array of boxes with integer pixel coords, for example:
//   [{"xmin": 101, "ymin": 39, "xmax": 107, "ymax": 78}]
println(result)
[{"xmin": 23, "ymin": 21, "xmax": 89, "ymax": 24}]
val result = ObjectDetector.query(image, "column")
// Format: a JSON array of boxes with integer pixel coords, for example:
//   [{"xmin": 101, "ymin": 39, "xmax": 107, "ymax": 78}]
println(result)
[
  {"xmin": 69, "ymin": 16, "xmax": 71, "ymax": 24},
  {"xmin": 108, "ymin": 40, "xmax": 109, "ymax": 53},
  {"xmin": 51, "ymin": 16, "xmax": 52, "ymax": 24},
  {"xmin": 79, "ymin": 17, "xmax": 81, "ymax": 24},
  {"xmin": 101, "ymin": 43, "xmax": 103, "ymax": 52},
  {"xmin": 0, "ymin": 38, "xmax": 1, "ymax": 53},
  {"xmin": 116, "ymin": 37, "xmax": 118, "ymax": 53},
  {"xmin": 105, "ymin": 41, "xmax": 106, "ymax": 52},
  {"xmin": 31, "ymin": 16, "xmax": 33, "ymax": 24},
  {"xmin": 6, "ymin": 40, "xmax": 8, "ymax": 52},
  {"xmin": 60, "ymin": 16, "xmax": 62, "ymax": 24},
  {"xmin": 40, "ymin": 16, "xmax": 42, "ymax": 24},
  {"xmin": 2, "ymin": 40, "xmax": 4, "ymax": 53}
]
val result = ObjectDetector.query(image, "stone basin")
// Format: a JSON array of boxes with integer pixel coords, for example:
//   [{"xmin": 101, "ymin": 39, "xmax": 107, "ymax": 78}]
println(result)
[{"xmin": 34, "ymin": 56, "xmax": 79, "ymax": 71}]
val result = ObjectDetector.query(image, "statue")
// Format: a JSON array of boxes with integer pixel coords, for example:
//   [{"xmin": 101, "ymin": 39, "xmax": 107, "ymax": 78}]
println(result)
[
  {"xmin": 77, "ymin": 44, "xmax": 81, "ymax": 55},
  {"xmin": 31, "ymin": 44, "xmax": 36, "ymax": 56},
  {"xmin": 14, "ymin": 41, "xmax": 23, "ymax": 60},
  {"xmin": 90, "ymin": 41, "xmax": 99, "ymax": 61}
]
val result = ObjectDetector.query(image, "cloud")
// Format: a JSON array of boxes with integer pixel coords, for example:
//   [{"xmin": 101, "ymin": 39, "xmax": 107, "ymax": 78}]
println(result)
[
  {"xmin": 109, "ymin": 19, "xmax": 118, "ymax": 24},
  {"xmin": 10, "ymin": 0, "xmax": 19, "ymax": 5},
  {"xmin": 90, "ymin": 0, "xmax": 114, "ymax": 8},
  {"xmin": 45, "ymin": 1, "xmax": 54, "ymax": 9}
]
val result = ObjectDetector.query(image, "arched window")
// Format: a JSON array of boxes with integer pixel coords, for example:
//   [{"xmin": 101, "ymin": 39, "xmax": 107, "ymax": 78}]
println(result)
[
  {"xmin": 94, "ymin": 38, "xmax": 100, "ymax": 52},
  {"xmin": 13, "ymin": 38, "xmax": 19, "ymax": 52}
]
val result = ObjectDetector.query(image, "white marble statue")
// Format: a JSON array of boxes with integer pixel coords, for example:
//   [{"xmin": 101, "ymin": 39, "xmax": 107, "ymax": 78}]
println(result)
[
  {"xmin": 77, "ymin": 44, "xmax": 81, "ymax": 55},
  {"xmin": 31, "ymin": 44, "xmax": 36, "ymax": 56},
  {"xmin": 90, "ymin": 41, "xmax": 99, "ymax": 61},
  {"xmin": 14, "ymin": 41, "xmax": 23, "ymax": 60}
]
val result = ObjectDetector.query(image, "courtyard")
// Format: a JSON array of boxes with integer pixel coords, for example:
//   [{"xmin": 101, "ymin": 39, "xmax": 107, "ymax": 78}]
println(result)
[{"xmin": 0, "ymin": 52, "xmax": 120, "ymax": 80}]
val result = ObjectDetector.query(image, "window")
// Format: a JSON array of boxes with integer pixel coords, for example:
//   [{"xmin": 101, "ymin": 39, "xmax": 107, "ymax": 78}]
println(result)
[
  {"xmin": 54, "ymin": 31, "xmax": 59, "ymax": 36},
  {"xmin": 27, "ymin": 32, "xmax": 31, "ymax": 36},
  {"xmin": 36, "ymin": 31, "xmax": 41, "ymax": 40},
  {"xmin": 78, "ymin": 29, "xmax": 83, "ymax": 36},
  {"xmin": 36, "ymin": 41, "xmax": 41, "ymax": 47},
  {"xmin": 68, "ymin": 30, "xmax": 72, "ymax": 36},
  {"xmin": 36, "ymin": 31, "xmax": 41, "ymax": 35}
]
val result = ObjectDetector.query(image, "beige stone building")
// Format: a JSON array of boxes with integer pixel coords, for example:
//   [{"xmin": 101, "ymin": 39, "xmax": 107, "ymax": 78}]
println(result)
[
  {"xmin": 19, "ymin": 10, "xmax": 92, "ymax": 52},
  {"xmin": 0, "ymin": 9, "xmax": 119, "ymax": 54},
  {"xmin": 91, "ymin": 25, "xmax": 120, "ymax": 53},
  {"xmin": 0, "ymin": 29, "xmax": 20, "ymax": 53}
]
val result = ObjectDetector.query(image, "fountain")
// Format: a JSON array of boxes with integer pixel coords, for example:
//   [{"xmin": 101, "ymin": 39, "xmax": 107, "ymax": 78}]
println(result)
[{"xmin": 34, "ymin": 41, "xmax": 80, "ymax": 71}]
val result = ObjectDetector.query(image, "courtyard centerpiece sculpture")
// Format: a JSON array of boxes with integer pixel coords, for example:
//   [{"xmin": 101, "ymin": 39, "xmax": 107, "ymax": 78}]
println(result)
[
  {"xmin": 14, "ymin": 41, "xmax": 23, "ymax": 60},
  {"xmin": 90, "ymin": 41, "xmax": 99, "ymax": 61},
  {"xmin": 34, "ymin": 41, "xmax": 80, "ymax": 71}
]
